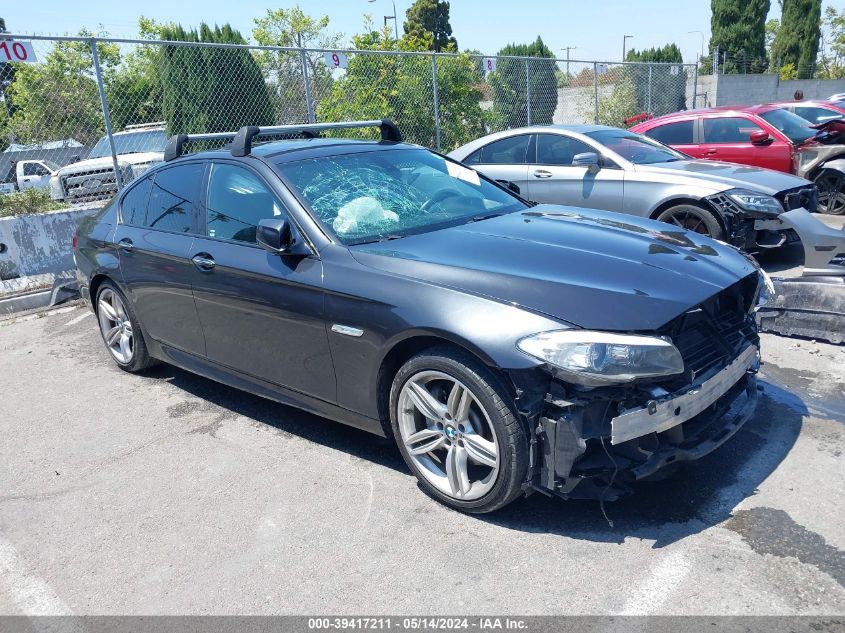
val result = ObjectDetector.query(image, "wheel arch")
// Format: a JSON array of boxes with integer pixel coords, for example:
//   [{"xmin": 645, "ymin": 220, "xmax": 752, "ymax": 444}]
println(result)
[
  {"xmin": 649, "ymin": 197, "xmax": 728, "ymax": 234},
  {"xmin": 374, "ymin": 332, "xmax": 517, "ymax": 434}
]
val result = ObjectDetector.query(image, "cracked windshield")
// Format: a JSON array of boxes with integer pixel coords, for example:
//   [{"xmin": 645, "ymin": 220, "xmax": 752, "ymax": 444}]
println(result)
[{"xmin": 275, "ymin": 149, "xmax": 527, "ymax": 244}]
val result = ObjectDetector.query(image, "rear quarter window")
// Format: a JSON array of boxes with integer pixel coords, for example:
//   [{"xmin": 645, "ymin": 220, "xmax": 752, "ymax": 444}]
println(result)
[{"xmin": 120, "ymin": 176, "xmax": 153, "ymax": 226}]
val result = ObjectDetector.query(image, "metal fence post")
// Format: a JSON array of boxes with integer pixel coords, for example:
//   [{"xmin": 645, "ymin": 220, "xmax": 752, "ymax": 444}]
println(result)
[
  {"xmin": 692, "ymin": 56, "xmax": 699, "ymax": 109},
  {"xmin": 713, "ymin": 46, "xmax": 719, "ymax": 75},
  {"xmin": 431, "ymin": 54, "xmax": 442, "ymax": 151},
  {"xmin": 593, "ymin": 62, "xmax": 599, "ymax": 125},
  {"xmin": 300, "ymin": 48, "xmax": 316, "ymax": 123},
  {"xmin": 525, "ymin": 57, "xmax": 532, "ymax": 126},
  {"xmin": 89, "ymin": 38, "xmax": 123, "ymax": 190},
  {"xmin": 647, "ymin": 64, "xmax": 653, "ymax": 113}
]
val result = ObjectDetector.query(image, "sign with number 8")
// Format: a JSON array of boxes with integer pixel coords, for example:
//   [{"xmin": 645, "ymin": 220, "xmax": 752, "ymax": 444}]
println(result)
[{"xmin": 483, "ymin": 57, "xmax": 497, "ymax": 74}]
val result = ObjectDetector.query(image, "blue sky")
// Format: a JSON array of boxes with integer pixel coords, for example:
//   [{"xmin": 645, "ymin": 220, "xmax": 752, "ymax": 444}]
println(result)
[{"xmin": 4, "ymin": 0, "xmax": 837, "ymax": 64}]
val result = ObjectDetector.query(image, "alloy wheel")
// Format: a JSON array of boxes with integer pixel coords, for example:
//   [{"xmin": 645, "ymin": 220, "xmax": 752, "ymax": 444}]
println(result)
[
  {"xmin": 816, "ymin": 171, "xmax": 845, "ymax": 215},
  {"xmin": 97, "ymin": 288, "xmax": 134, "ymax": 364},
  {"xmin": 663, "ymin": 210, "xmax": 713, "ymax": 235},
  {"xmin": 397, "ymin": 370, "xmax": 500, "ymax": 501}
]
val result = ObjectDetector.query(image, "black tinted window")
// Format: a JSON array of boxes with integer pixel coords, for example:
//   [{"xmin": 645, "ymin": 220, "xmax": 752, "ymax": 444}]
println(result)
[
  {"xmin": 463, "ymin": 149, "xmax": 481, "ymax": 164},
  {"xmin": 479, "ymin": 135, "xmax": 530, "ymax": 164},
  {"xmin": 703, "ymin": 117, "xmax": 762, "ymax": 143},
  {"xmin": 206, "ymin": 164, "xmax": 285, "ymax": 243},
  {"xmin": 646, "ymin": 120, "xmax": 694, "ymax": 145},
  {"xmin": 536, "ymin": 134, "xmax": 594, "ymax": 165},
  {"xmin": 120, "ymin": 176, "xmax": 153, "ymax": 226},
  {"xmin": 145, "ymin": 164, "xmax": 203, "ymax": 233}
]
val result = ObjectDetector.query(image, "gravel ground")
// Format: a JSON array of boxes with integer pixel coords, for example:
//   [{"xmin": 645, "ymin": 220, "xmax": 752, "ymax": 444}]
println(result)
[{"xmin": 0, "ymin": 301, "xmax": 842, "ymax": 617}]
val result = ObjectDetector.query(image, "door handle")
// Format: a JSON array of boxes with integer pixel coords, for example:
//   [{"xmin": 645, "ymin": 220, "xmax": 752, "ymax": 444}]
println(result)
[
  {"xmin": 706, "ymin": 149, "xmax": 717, "ymax": 155},
  {"xmin": 117, "ymin": 238, "xmax": 134, "ymax": 252},
  {"xmin": 191, "ymin": 253, "xmax": 215, "ymax": 271},
  {"xmin": 533, "ymin": 169, "xmax": 553, "ymax": 178}
]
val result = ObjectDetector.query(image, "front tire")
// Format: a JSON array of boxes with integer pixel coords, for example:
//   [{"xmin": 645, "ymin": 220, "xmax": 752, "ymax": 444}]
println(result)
[
  {"xmin": 814, "ymin": 169, "xmax": 845, "ymax": 215},
  {"xmin": 657, "ymin": 204, "xmax": 725, "ymax": 240},
  {"xmin": 389, "ymin": 347, "xmax": 528, "ymax": 513},
  {"xmin": 95, "ymin": 280, "xmax": 156, "ymax": 372}
]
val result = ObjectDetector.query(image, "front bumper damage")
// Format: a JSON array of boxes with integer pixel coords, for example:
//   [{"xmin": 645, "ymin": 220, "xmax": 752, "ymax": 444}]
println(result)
[
  {"xmin": 529, "ymin": 345, "xmax": 759, "ymax": 500},
  {"xmin": 509, "ymin": 275, "xmax": 763, "ymax": 501}
]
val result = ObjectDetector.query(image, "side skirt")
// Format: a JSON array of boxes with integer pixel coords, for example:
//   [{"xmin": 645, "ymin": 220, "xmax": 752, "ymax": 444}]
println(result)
[{"xmin": 147, "ymin": 339, "xmax": 387, "ymax": 438}]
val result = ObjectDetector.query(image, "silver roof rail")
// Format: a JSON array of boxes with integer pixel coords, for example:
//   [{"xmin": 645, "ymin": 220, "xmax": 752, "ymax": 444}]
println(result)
[{"xmin": 163, "ymin": 120, "xmax": 402, "ymax": 162}]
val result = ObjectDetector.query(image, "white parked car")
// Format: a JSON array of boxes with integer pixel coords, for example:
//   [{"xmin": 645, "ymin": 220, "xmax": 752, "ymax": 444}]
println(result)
[{"xmin": 51, "ymin": 123, "xmax": 167, "ymax": 202}]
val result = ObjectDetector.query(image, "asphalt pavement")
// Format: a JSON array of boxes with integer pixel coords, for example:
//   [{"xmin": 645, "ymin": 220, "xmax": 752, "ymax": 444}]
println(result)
[{"xmin": 0, "ymin": 300, "xmax": 842, "ymax": 616}]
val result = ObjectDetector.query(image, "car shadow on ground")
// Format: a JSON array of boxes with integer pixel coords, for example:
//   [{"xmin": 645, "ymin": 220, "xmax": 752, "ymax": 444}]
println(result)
[
  {"xmin": 141, "ymin": 364, "xmax": 805, "ymax": 548},
  {"xmin": 755, "ymin": 242, "xmax": 804, "ymax": 275}
]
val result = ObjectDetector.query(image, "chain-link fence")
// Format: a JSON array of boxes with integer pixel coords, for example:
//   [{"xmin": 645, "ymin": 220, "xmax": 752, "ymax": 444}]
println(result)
[{"xmin": 0, "ymin": 34, "xmax": 698, "ymax": 207}]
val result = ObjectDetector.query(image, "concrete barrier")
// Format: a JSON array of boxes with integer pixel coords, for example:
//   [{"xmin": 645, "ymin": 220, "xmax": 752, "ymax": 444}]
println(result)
[{"xmin": 0, "ymin": 205, "xmax": 102, "ymax": 303}]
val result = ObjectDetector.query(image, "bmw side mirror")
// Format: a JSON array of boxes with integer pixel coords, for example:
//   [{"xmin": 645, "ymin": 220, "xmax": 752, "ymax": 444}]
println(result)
[
  {"xmin": 495, "ymin": 179, "xmax": 520, "ymax": 195},
  {"xmin": 257, "ymin": 218, "xmax": 306, "ymax": 255},
  {"xmin": 572, "ymin": 152, "xmax": 601, "ymax": 173}
]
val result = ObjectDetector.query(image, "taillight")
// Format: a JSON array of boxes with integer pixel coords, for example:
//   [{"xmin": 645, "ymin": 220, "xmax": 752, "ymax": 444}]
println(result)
[{"xmin": 72, "ymin": 233, "xmax": 78, "ymax": 252}]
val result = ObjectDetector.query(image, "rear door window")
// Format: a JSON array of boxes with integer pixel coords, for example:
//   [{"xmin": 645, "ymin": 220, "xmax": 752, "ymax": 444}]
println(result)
[
  {"xmin": 206, "ymin": 163, "xmax": 286, "ymax": 243},
  {"xmin": 120, "ymin": 176, "xmax": 153, "ymax": 226},
  {"xmin": 702, "ymin": 117, "xmax": 763, "ymax": 143},
  {"xmin": 645, "ymin": 120, "xmax": 694, "ymax": 145},
  {"xmin": 145, "ymin": 163, "xmax": 204, "ymax": 233},
  {"xmin": 477, "ymin": 135, "xmax": 531, "ymax": 164}
]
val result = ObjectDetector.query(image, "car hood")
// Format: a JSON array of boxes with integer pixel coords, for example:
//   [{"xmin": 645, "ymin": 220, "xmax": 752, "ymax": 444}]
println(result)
[
  {"xmin": 56, "ymin": 152, "xmax": 164, "ymax": 175},
  {"xmin": 349, "ymin": 205, "xmax": 756, "ymax": 331},
  {"xmin": 634, "ymin": 160, "xmax": 809, "ymax": 194}
]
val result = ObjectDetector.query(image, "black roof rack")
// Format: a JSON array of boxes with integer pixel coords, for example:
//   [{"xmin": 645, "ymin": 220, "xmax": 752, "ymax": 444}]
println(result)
[{"xmin": 163, "ymin": 119, "xmax": 402, "ymax": 162}]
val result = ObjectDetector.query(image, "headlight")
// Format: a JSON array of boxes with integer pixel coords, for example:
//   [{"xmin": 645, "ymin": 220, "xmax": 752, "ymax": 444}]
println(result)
[
  {"xmin": 727, "ymin": 189, "xmax": 783, "ymax": 215},
  {"xmin": 517, "ymin": 330, "xmax": 684, "ymax": 387},
  {"xmin": 50, "ymin": 175, "xmax": 63, "ymax": 200}
]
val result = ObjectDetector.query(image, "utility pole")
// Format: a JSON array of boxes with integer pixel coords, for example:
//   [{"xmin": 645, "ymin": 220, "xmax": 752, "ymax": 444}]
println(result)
[
  {"xmin": 622, "ymin": 35, "xmax": 633, "ymax": 61},
  {"xmin": 560, "ymin": 46, "xmax": 576, "ymax": 78},
  {"xmin": 688, "ymin": 30, "xmax": 705, "ymax": 58},
  {"xmin": 368, "ymin": 0, "xmax": 399, "ymax": 40}
]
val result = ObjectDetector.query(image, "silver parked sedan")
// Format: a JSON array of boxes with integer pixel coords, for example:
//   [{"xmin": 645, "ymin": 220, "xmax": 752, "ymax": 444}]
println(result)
[{"xmin": 449, "ymin": 125, "xmax": 817, "ymax": 251}]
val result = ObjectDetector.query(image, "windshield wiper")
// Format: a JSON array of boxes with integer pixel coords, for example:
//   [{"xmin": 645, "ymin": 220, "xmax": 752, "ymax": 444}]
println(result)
[{"xmin": 467, "ymin": 212, "xmax": 505, "ymax": 223}]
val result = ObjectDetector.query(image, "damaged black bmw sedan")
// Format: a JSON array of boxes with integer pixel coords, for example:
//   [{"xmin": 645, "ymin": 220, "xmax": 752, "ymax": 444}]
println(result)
[{"xmin": 75, "ymin": 121, "xmax": 768, "ymax": 513}]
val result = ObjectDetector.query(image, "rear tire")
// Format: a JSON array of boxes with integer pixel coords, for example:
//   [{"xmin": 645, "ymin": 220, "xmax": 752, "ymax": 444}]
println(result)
[
  {"xmin": 95, "ymin": 280, "xmax": 157, "ymax": 372},
  {"xmin": 657, "ymin": 204, "xmax": 725, "ymax": 240},
  {"xmin": 814, "ymin": 169, "xmax": 845, "ymax": 215},
  {"xmin": 389, "ymin": 346, "xmax": 528, "ymax": 514}
]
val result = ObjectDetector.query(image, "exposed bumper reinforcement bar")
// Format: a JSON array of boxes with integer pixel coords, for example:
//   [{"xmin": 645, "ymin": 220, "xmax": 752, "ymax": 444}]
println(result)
[{"xmin": 610, "ymin": 344, "xmax": 758, "ymax": 445}]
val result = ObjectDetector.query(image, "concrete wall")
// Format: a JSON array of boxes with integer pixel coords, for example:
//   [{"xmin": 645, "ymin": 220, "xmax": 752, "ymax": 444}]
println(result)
[
  {"xmin": 0, "ymin": 206, "xmax": 100, "ymax": 284},
  {"xmin": 706, "ymin": 74, "xmax": 845, "ymax": 107}
]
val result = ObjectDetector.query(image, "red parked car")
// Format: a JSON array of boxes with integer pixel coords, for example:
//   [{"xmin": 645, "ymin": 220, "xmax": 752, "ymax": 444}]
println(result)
[{"xmin": 631, "ymin": 105, "xmax": 845, "ymax": 214}]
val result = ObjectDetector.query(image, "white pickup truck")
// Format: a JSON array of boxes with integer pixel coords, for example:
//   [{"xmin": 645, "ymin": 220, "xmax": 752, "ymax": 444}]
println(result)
[
  {"xmin": 50, "ymin": 123, "xmax": 167, "ymax": 202},
  {"xmin": 0, "ymin": 159, "xmax": 60, "ymax": 194}
]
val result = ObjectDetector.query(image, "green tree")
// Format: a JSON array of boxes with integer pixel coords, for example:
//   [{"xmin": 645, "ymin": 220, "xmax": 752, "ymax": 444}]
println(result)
[
  {"xmin": 7, "ymin": 29, "xmax": 120, "ymax": 146},
  {"xmin": 594, "ymin": 75, "xmax": 639, "ymax": 128},
  {"xmin": 489, "ymin": 36, "xmax": 558, "ymax": 129},
  {"xmin": 710, "ymin": 0, "xmax": 771, "ymax": 73},
  {"xmin": 770, "ymin": 0, "xmax": 822, "ymax": 78},
  {"xmin": 318, "ymin": 21, "xmax": 483, "ymax": 150},
  {"xmin": 624, "ymin": 44, "xmax": 686, "ymax": 117},
  {"xmin": 818, "ymin": 5, "xmax": 845, "ymax": 79},
  {"xmin": 403, "ymin": 0, "xmax": 457, "ymax": 52},
  {"xmin": 253, "ymin": 6, "xmax": 342, "ymax": 123},
  {"xmin": 157, "ymin": 22, "xmax": 274, "ymax": 135}
]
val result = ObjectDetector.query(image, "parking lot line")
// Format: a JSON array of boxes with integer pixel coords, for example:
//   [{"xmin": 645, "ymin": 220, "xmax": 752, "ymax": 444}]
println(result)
[
  {"xmin": 0, "ymin": 536, "xmax": 74, "ymax": 616},
  {"xmin": 63, "ymin": 312, "xmax": 91, "ymax": 328},
  {"xmin": 619, "ymin": 549, "xmax": 691, "ymax": 615}
]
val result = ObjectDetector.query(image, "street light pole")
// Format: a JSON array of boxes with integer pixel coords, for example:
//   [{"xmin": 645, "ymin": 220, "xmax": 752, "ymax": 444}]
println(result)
[
  {"xmin": 368, "ymin": 0, "xmax": 399, "ymax": 40},
  {"xmin": 622, "ymin": 35, "xmax": 633, "ymax": 62},
  {"xmin": 688, "ymin": 30, "xmax": 705, "ymax": 57}
]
